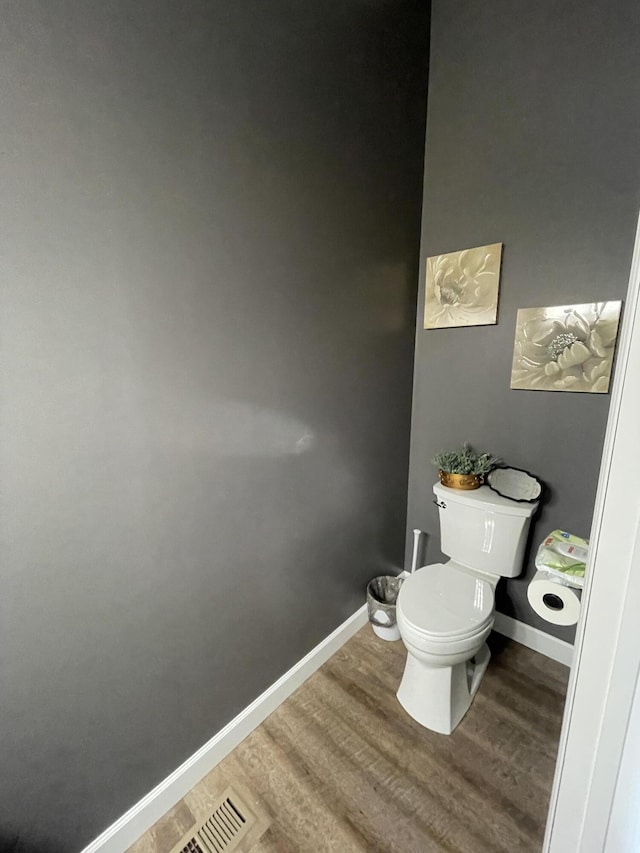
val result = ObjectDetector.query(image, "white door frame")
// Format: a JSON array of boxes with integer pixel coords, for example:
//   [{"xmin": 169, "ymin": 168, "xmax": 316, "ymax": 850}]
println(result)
[{"xmin": 545, "ymin": 212, "xmax": 640, "ymax": 852}]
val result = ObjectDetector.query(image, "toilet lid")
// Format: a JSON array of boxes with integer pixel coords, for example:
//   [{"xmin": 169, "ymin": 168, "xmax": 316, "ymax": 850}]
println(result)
[{"xmin": 398, "ymin": 563, "xmax": 494, "ymax": 639}]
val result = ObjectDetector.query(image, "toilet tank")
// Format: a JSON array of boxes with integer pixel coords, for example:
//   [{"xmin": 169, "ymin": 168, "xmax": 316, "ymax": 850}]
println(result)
[{"xmin": 433, "ymin": 482, "xmax": 538, "ymax": 577}]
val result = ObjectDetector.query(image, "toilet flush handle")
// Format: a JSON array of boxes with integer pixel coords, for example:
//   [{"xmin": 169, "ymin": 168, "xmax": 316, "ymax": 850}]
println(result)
[{"xmin": 433, "ymin": 498, "xmax": 447, "ymax": 509}]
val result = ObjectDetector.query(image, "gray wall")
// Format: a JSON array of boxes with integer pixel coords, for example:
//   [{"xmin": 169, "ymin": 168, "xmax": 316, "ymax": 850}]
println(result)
[
  {"xmin": 406, "ymin": 0, "xmax": 640, "ymax": 643},
  {"xmin": 0, "ymin": 3, "xmax": 428, "ymax": 850}
]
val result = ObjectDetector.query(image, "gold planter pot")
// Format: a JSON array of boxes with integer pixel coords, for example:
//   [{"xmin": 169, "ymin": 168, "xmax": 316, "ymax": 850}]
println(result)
[{"xmin": 438, "ymin": 470, "xmax": 483, "ymax": 490}]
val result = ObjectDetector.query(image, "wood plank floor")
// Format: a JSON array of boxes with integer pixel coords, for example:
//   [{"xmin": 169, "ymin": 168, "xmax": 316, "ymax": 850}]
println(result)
[{"xmin": 128, "ymin": 626, "xmax": 569, "ymax": 853}]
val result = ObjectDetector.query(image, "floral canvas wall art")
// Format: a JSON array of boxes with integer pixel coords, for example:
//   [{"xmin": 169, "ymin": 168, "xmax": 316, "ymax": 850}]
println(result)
[
  {"xmin": 510, "ymin": 301, "xmax": 622, "ymax": 393},
  {"xmin": 424, "ymin": 243, "xmax": 502, "ymax": 329}
]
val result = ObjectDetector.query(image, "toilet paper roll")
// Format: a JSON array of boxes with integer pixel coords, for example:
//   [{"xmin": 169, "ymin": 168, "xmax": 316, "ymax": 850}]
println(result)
[{"xmin": 527, "ymin": 570, "xmax": 581, "ymax": 626}]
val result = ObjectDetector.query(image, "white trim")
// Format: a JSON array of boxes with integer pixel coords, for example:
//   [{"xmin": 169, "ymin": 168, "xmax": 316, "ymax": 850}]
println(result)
[
  {"xmin": 606, "ymin": 602, "xmax": 640, "ymax": 852},
  {"xmin": 544, "ymin": 211, "xmax": 640, "ymax": 852},
  {"xmin": 493, "ymin": 612, "xmax": 573, "ymax": 667},
  {"xmin": 80, "ymin": 605, "xmax": 369, "ymax": 853}
]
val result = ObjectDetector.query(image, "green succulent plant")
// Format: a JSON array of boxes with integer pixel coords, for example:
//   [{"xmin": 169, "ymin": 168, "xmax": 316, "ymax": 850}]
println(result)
[{"xmin": 432, "ymin": 442, "xmax": 498, "ymax": 476}]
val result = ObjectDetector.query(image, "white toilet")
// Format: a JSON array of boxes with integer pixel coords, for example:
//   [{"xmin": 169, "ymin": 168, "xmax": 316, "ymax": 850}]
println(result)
[{"xmin": 396, "ymin": 481, "xmax": 538, "ymax": 734}]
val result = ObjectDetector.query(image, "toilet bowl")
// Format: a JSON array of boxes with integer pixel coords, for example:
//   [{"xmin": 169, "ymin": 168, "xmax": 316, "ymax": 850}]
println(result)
[
  {"xmin": 396, "ymin": 483, "xmax": 538, "ymax": 734},
  {"xmin": 396, "ymin": 561, "xmax": 495, "ymax": 733}
]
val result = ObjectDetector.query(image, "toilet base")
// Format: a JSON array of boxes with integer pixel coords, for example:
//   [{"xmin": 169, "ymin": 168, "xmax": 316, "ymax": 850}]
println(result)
[{"xmin": 397, "ymin": 643, "xmax": 491, "ymax": 734}]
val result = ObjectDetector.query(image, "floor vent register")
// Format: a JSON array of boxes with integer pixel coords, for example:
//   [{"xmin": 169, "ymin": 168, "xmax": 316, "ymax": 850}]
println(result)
[{"xmin": 172, "ymin": 786, "xmax": 258, "ymax": 853}]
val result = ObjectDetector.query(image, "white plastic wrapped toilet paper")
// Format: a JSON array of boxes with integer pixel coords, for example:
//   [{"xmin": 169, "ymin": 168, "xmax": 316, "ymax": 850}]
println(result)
[{"xmin": 527, "ymin": 570, "xmax": 581, "ymax": 626}]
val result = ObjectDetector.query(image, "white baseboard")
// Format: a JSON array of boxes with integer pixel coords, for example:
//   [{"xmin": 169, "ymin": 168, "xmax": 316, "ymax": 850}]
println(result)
[
  {"xmin": 493, "ymin": 612, "xmax": 574, "ymax": 667},
  {"xmin": 81, "ymin": 605, "xmax": 369, "ymax": 853}
]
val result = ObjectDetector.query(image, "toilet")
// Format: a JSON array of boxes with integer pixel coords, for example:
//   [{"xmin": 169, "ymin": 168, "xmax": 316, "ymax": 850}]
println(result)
[{"xmin": 396, "ymin": 481, "xmax": 538, "ymax": 734}]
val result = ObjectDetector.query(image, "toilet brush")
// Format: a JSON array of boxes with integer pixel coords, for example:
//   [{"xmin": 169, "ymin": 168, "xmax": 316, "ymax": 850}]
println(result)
[{"xmin": 411, "ymin": 528, "xmax": 423, "ymax": 574}]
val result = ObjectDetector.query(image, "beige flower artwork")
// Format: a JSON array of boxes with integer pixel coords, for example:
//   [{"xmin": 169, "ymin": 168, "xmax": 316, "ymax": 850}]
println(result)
[
  {"xmin": 510, "ymin": 301, "xmax": 622, "ymax": 393},
  {"xmin": 424, "ymin": 243, "xmax": 502, "ymax": 329}
]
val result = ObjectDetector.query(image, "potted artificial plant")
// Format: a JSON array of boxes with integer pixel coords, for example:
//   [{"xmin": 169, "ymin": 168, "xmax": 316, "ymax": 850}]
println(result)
[{"xmin": 432, "ymin": 442, "xmax": 498, "ymax": 491}]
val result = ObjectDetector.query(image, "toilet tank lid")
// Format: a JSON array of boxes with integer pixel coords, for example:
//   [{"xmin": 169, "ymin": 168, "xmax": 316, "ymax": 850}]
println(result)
[{"xmin": 433, "ymin": 482, "xmax": 539, "ymax": 518}]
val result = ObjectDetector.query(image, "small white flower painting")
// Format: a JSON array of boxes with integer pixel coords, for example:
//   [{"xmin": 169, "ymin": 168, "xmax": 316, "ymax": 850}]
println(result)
[
  {"xmin": 424, "ymin": 243, "xmax": 502, "ymax": 329},
  {"xmin": 510, "ymin": 301, "xmax": 622, "ymax": 393}
]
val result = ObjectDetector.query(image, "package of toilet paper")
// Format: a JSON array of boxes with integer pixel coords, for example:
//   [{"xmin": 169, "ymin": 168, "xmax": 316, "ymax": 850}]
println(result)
[{"xmin": 535, "ymin": 530, "xmax": 588, "ymax": 588}]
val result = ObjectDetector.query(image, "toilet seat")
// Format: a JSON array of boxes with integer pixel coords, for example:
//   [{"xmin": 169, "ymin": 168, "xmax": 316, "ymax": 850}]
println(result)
[{"xmin": 397, "ymin": 562, "xmax": 494, "ymax": 641}]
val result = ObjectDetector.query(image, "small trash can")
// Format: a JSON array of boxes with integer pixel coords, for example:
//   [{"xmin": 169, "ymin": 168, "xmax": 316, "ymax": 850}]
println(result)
[{"xmin": 367, "ymin": 575, "xmax": 404, "ymax": 641}]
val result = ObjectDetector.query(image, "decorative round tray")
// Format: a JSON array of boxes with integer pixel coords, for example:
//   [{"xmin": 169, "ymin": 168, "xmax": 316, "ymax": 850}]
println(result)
[{"xmin": 486, "ymin": 467, "xmax": 542, "ymax": 503}]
